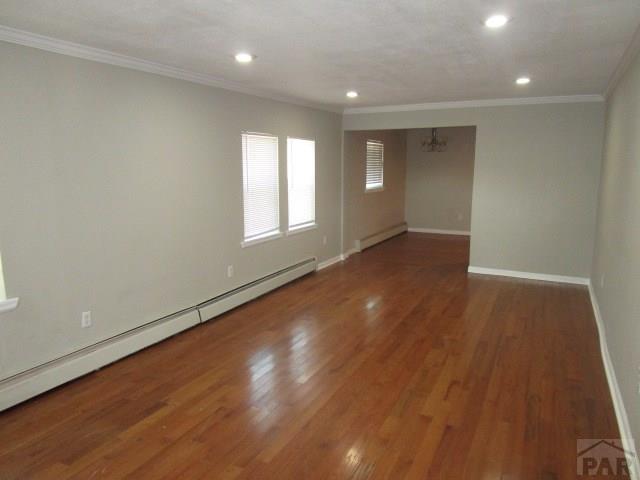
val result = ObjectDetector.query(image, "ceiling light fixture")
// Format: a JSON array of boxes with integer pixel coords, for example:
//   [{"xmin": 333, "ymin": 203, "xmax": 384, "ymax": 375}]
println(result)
[
  {"xmin": 485, "ymin": 14, "xmax": 508, "ymax": 28},
  {"xmin": 346, "ymin": 91, "xmax": 358, "ymax": 98},
  {"xmin": 516, "ymin": 77, "xmax": 531, "ymax": 85},
  {"xmin": 235, "ymin": 52, "xmax": 254, "ymax": 63}
]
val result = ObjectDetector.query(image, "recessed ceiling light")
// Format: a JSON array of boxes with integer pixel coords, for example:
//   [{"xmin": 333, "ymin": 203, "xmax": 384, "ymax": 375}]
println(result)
[
  {"xmin": 235, "ymin": 52, "xmax": 254, "ymax": 63},
  {"xmin": 516, "ymin": 77, "xmax": 531, "ymax": 85},
  {"xmin": 346, "ymin": 91, "xmax": 358, "ymax": 98},
  {"xmin": 485, "ymin": 14, "xmax": 508, "ymax": 28}
]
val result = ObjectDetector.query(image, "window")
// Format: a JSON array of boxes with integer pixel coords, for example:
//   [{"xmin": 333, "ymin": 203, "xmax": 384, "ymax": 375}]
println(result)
[
  {"xmin": 241, "ymin": 132, "xmax": 280, "ymax": 245},
  {"xmin": 287, "ymin": 138, "xmax": 316, "ymax": 231},
  {"xmin": 365, "ymin": 139, "xmax": 384, "ymax": 191}
]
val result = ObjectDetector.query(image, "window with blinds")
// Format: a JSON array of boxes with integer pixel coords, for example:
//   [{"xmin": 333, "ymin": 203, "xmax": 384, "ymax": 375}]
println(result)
[
  {"xmin": 241, "ymin": 133, "xmax": 281, "ymax": 244},
  {"xmin": 287, "ymin": 138, "xmax": 316, "ymax": 230},
  {"xmin": 365, "ymin": 140, "xmax": 384, "ymax": 191}
]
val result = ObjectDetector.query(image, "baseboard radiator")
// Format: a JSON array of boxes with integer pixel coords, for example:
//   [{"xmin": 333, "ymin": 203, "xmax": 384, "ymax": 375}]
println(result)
[
  {"xmin": 0, "ymin": 257, "xmax": 317, "ymax": 411},
  {"xmin": 355, "ymin": 222, "xmax": 408, "ymax": 252}
]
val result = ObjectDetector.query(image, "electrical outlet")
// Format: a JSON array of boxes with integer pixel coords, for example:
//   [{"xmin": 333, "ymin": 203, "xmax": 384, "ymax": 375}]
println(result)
[
  {"xmin": 600, "ymin": 274, "xmax": 605, "ymax": 288},
  {"xmin": 227, "ymin": 265, "xmax": 234, "ymax": 278},
  {"xmin": 81, "ymin": 311, "xmax": 92, "ymax": 328},
  {"xmin": 322, "ymin": 235, "xmax": 327, "ymax": 246},
  {"xmin": 457, "ymin": 213, "xmax": 463, "ymax": 221}
]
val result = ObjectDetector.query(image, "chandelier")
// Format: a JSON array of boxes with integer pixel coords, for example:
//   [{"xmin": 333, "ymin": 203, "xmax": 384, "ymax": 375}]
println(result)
[{"xmin": 421, "ymin": 128, "xmax": 447, "ymax": 152}]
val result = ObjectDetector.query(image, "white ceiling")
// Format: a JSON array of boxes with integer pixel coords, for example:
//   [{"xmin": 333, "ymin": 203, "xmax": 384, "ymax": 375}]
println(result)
[{"xmin": 1, "ymin": 0, "xmax": 639, "ymax": 110}]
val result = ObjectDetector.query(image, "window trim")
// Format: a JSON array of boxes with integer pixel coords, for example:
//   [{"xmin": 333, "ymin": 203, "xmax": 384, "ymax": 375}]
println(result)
[
  {"xmin": 241, "ymin": 230, "xmax": 283, "ymax": 248},
  {"xmin": 286, "ymin": 136, "xmax": 317, "ymax": 232},
  {"xmin": 240, "ymin": 131, "xmax": 282, "ymax": 246},
  {"xmin": 365, "ymin": 139, "xmax": 384, "ymax": 192},
  {"xmin": 286, "ymin": 222, "xmax": 317, "ymax": 236}
]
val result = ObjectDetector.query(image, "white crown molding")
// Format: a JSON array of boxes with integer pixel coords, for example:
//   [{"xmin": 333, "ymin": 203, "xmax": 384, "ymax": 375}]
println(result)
[
  {"xmin": 343, "ymin": 94, "xmax": 604, "ymax": 115},
  {"xmin": 0, "ymin": 25, "xmax": 343, "ymax": 114},
  {"xmin": 605, "ymin": 23, "xmax": 640, "ymax": 99}
]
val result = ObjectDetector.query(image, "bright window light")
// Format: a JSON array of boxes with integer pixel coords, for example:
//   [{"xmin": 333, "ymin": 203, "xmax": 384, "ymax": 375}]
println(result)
[
  {"xmin": 287, "ymin": 138, "xmax": 316, "ymax": 230},
  {"xmin": 365, "ymin": 140, "xmax": 384, "ymax": 191},
  {"xmin": 242, "ymin": 133, "xmax": 280, "ymax": 243},
  {"xmin": 516, "ymin": 77, "xmax": 531, "ymax": 85}
]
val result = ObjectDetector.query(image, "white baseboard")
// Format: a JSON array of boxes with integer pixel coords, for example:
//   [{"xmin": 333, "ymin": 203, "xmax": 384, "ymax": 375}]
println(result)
[
  {"xmin": 317, "ymin": 255, "xmax": 343, "ymax": 270},
  {"xmin": 342, "ymin": 248, "xmax": 360, "ymax": 259},
  {"xmin": 0, "ymin": 258, "xmax": 317, "ymax": 411},
  {"xmin": 408, "ymin": 227, "xmax": 470, "ymax": 236},
  {"xmin": 197, "ymin": 258, "xmax": 316, "ymax": 321},
  {"xmin": 467, "ymin": 266, "xmax": 589, "ymax": 285},
  {"xmin": 588, "ymin": 283, "xmax": 639, "ymax": 479},
  {"xmin": 355, "ymin": 222, "xmax": 408, "ymax": 252},
  {"xmin": 0, "ymin": 309, "xmax": 201, "ymax": 411}
]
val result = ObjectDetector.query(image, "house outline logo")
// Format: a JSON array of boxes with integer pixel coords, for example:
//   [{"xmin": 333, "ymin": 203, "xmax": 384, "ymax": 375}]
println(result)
[{"xmin": 577, "ymin": 438, "xmax": 635, "ymax": 477}]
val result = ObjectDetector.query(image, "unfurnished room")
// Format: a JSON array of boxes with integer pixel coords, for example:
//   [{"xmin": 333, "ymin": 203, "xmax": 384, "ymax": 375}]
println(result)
[{"xmin": 0, "ymin": 1, "xmax": 640, "ymax": 479}]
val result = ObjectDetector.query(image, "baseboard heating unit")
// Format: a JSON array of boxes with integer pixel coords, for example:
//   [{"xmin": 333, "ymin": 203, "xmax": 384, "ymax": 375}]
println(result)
[
  {"xmin": 355, "ymin": 222, "xmax": 408, "ymax": 252},
  {"xmin": 0, "ymin": 257, "xmax": 317, "ymax": 411}
]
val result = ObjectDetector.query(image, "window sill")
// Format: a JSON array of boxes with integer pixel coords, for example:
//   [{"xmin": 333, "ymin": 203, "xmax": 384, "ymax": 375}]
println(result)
[
  {"xmin": 365, "ymin": 186, "xmax": 384, "ymax": 193},
  {"xmin": 241, "ymin": 231, "xmax": 283, "ymax": 248},
  {"xmin": 286, "ymin": 223, "xmax": 317, "ymax": 236},
  {"xmin": 0, "ymin": 297, "xmax": 20, "ymax": 314}
]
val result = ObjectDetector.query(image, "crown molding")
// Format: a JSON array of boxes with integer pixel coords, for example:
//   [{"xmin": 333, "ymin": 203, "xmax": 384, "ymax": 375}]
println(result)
[
  {"xmin": 343, "ymin": 94, "xmax": 605, "ymax": 115},
  {"xmin": 604, "ymin": 23, "xmax": 640, "ymax": 99},
  {"xmin": 0, "ymin": 25, "xmax": 343, "ymax": 114}
]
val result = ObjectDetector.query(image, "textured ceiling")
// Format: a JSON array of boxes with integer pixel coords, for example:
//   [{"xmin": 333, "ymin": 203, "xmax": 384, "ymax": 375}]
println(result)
[{"xmin": 1, "ymin": 0, "xmax": 639, "ymax": 109}]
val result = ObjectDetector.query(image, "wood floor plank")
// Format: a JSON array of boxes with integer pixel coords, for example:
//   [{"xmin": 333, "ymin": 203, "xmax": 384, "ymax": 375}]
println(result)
[{"xmin": 0, "ymin": 233, "xmax": 620, "ymax": 479}]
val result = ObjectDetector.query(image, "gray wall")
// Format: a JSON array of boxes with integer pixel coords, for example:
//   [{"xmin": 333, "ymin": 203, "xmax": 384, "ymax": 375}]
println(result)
[
  {"xmin": 592, "ymin": 50, "xmax": 640, "ymax": 441},
  {"xmin": 0, "ymin": 42, "xmax": 342, "ymax": 380},
  {"xmin": 405, "ymin": 126, "xmax": 475, "ymax": 232},
  {"xmin": 343, "ymin": 130, "xmax": 407, "ymax": 251},
  {"xmin": 344, "ymin": 102, "xmax": 605, "ymax": 277}
]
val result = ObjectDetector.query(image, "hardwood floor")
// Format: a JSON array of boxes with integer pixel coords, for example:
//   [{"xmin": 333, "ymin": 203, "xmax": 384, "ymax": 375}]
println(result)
[{"xmin": 0, "ymin": 233, "xmax": 619, "ymax": 479}]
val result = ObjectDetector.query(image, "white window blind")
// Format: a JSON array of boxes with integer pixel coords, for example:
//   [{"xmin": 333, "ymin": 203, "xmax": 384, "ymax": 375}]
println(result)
[
  {"xmin": 366, "ymin": 140, "xmax": 384, "ymax": 190},
  {"xmin": 287, "ymin": 138, "xmax": 316, "ymax": 230},
  {"xmin": 242, "ymin": 133, "xmax": 280, "ymax": 243}
]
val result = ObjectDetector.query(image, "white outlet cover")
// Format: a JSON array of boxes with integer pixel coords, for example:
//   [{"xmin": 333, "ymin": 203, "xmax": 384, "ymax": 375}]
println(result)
[
  {"xmin": 227, "ymin": 265, "xmax": 234, "ymax": 277},
  {"xmin": 81, "ymin": 311, "xmax": 92, "ymax": 328}
]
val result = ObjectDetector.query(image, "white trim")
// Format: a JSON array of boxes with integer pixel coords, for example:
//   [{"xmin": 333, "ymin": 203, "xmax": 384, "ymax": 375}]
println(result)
[
  {"xmin": 198, "ymin": 258, "xmax": 316, "ymax": 322},
  {"xmin": 0, "ymin": 25, "xmax": 342, "ymax": 114},
  {"xmin": 343, "ymin": 95, "xmax": 604, "ymax": 115},
  {"xmin": 588, "ymin": 283, "xmax": 639, "ymax": 479},
  {"xmin": 605, "ymin": 23, "xmax": 640, "ymax": 99},
  {"xmin": 0, "ymin": 297, "xmax": 19, "ymax": 314},
  {"xmin": 467, "ymin": 266, "xmax": 589, "ymax": 285},
  {"xmin": 0, "ymin": 309, "xmax": 201, "ymax": 411},
  {"xmin": 0, "ymin": 258, "xmax": 317, "ymax": 411},
  {"xmin": 343, "ymin": 248, "xmax": 360, "ymax": 259},
  {"xmin": 316, "ymin": 255, "xmax": 343, "ymax": 271},
  {"xmin": 286, "ymin": 223, "xmax": 317, "ymax": 236},
  {"xmin": 408, "ymin": 228, "xmax": 470, "ymax": 236},
  {"xmin": 356, "ymin": 223, "xmax": 408, "ymax": 252},
  {"xmin": 241, "ymin": 231, "xmax": 283, "ymax": 248}
]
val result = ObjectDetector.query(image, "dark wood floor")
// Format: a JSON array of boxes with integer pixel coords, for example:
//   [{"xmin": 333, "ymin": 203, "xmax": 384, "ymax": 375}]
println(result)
[{"xmin": 0, "ymin": 233, "xmax": 618, "ymax": 479}]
